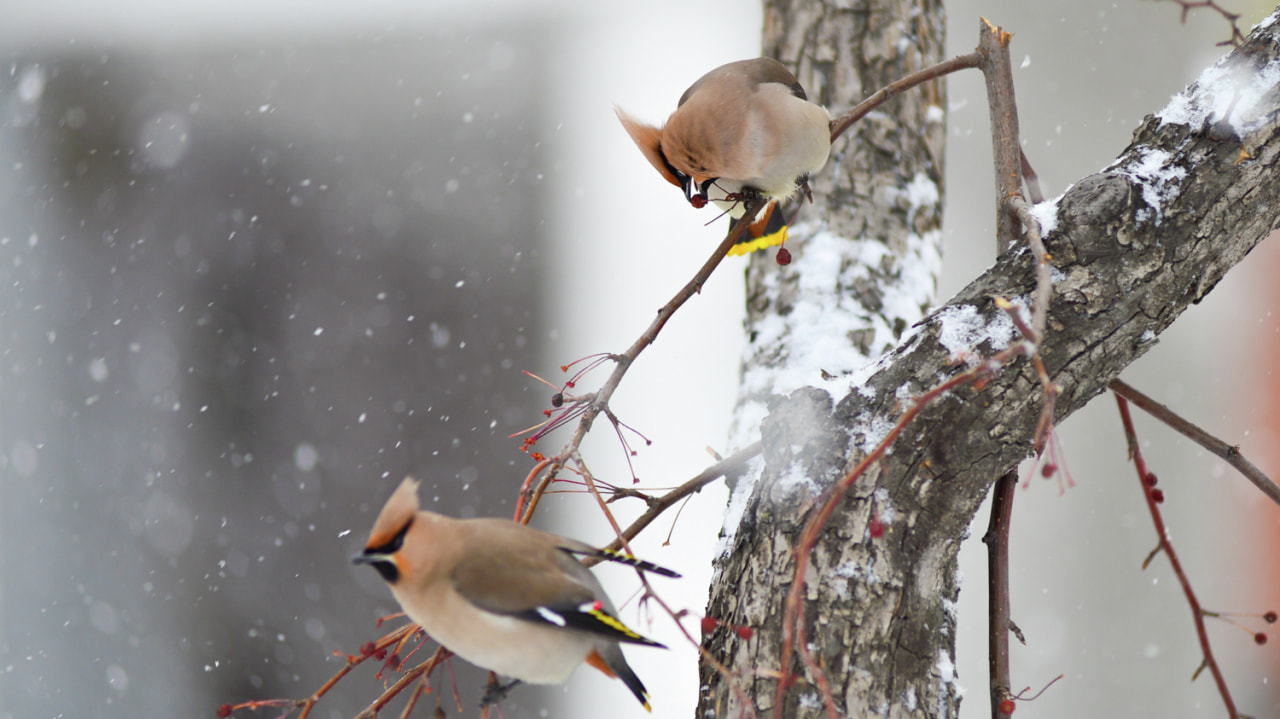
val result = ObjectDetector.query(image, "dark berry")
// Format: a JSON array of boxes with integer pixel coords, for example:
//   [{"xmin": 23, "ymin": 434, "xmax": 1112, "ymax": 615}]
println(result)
[
  {"xmin": 550, "ymin": 392, "xmax": 563, "ymax": 408},
  {"xmin": 1256, "ymin": 632, "xmax": 1268, "ymax": 645},
  {"xmin": 776, "ymin": 247, "xmax": 792, "ymax": 265},
  {"xmin": 869, "ymin": 518, "xmax": 886, "ymax": 539},
  {"xmin": 217, "ymin": 705, "xmax": 232, "ymax": 718}
]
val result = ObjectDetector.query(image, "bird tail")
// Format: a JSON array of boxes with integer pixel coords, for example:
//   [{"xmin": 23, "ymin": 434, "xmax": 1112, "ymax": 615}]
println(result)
[
  {"xmin": 574, "ymin": 547, "xmax": 681, "ymax": 578},
  {"xmin": 588, "ymin": 646, "xmax": 652, "ymax": 712},
  {"xmin": 728, "ymin": 199, "xmax": 789, "ymax": 256}
]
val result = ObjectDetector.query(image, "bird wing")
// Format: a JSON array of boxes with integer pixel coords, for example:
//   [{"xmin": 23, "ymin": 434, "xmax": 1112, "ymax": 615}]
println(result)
[
  {"xmin": 449, "ymin": 520, "xmax": 664, "ymax": 647},
  {"xmin": 678, "ymin": 57, "xmax": 806, "ymax": 108}
]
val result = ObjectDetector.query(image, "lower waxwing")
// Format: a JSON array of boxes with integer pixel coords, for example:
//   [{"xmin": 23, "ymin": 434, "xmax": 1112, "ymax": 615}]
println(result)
[
  {"xmin": 352, "ymin": 477, "xmax": 678, "ymax": 711},
  {"xmin": 616, "ymin": 57, "xmax": 831, "ymax": 255}
]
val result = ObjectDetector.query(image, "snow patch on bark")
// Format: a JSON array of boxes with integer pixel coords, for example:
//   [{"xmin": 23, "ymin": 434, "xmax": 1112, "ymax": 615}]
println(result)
[
  {"xmin": 1158, "ymin": 24, "xmax": 1280, "ymax": 135},
  {"xmin": 1113, "ymin": 147, "xmax": 1186, "ymax": 226},
  {"xmin": 936, "ymin": 304, "xmax": 1015, "ymax": 359}
]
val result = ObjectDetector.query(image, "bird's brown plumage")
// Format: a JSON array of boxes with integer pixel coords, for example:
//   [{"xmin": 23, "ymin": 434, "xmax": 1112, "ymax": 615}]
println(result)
[
  {"xmin": 353, "ymin": 477, "xmax": 670, "ymax": 710},
  {"xmin": 616, "ymin": 57, "xmax": 830, "ymax": 205}
]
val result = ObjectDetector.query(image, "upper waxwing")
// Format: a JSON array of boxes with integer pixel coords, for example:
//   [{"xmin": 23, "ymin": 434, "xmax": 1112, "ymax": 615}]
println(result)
[
  {"xmin": 616, "ymin": 57, "xmax": 831, "ymax": 254},
  {"xmin": 352, "ymin": 477, "xmax": 678, "ymax": 711}
]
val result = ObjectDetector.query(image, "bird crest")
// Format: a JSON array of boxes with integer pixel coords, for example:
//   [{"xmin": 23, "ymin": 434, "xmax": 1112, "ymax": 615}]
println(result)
[{"xmin": 365, "ymin": 476, "xmax": 421, "ymax": 551}]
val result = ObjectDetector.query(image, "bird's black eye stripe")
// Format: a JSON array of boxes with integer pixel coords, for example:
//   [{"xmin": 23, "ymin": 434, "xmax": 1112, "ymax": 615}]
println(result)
[
  {"xmin": 367, "ymin": 517, "xmax": 413, "ymax": 555},
  {"xmin": 656, "ymin": 142, "xmax": 689, "ymax": 187}
]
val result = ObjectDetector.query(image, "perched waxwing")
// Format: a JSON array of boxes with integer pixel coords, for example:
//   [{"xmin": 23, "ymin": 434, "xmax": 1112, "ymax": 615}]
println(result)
[
  {"xmin": 352, "ymin": 477, "xmax": 678, "ymax": 711},
  {"xmin": 616, "ymin": 57, "xmax": 831, "ymax": 255}
]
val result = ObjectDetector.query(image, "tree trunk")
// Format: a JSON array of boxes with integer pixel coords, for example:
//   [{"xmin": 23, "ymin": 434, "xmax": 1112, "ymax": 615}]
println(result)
[{"xmin": 702, "ymin": 3, "xmax": 1280, "ymax": 717}]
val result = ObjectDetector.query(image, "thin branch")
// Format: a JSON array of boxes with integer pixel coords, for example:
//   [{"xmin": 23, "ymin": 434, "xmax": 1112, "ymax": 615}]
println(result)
[
  {"xmin": 1019, "ymin": 149, "xmax": 1045, "ymax": 204},
  {"xmin": 829, "ymin": 52, "xmax": 982, "ymax": 143},
  {"xmin": 518, "ymin": 200, "xmax": 765, "ymax": 527},
  {"xmin": 979, "ymin": 18, "xmax": 1023, "ymax": 253},
  {"xmin": 982, "ymin": 470, "xmax": 1017, "ymax": 718},
  {"xmin": 1114, "ymin": 394, "xmax": 1240, "ymax": 719},
  {"xmin": 583, "ymin": 441, "xmax": 763, "ymax": 566},
  {"xmin": 1152, "ymin": 0, "xmax": 1248, "ymax": 47},
  {"xmin": 1109, "ymin": 378, "xmax": 1280, "ymax": 507},
  {"xmin": 642, "ymin": 579, "xmax": 760, "ymax": 719}
]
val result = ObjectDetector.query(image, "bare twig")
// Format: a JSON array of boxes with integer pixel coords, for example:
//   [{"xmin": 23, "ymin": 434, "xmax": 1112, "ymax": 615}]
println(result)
[
  {"xmin": 1114, "ymin": 394, "xmax": 1240, "ymax": 719},
  {"xmin": 1019, "ymin": 149, "xmax": 1045, "ymax": 204},
  {"xmin": 1151, "ymin": 0, "xmax": 1248, "ymax": 47},
  {"xmin": 584, "ymin": 441, "xmax": 763, "ymax": 566},
  {"xmin": 982, "ymin": 470, "xmax": 1017, "ymax": 718},
  {"xmin": 642, "ymin": 579, "xmax": 760, "ymax": 719},
  {"xmin": 1109, "ymin": 378, "xmax": 1280, "ymax": 507},
  {"xmin": 829, "ymin": 53, "xmax": 982, "ymax": 143},
  {"xmin": 979, "ymin": 18, "xmax": 1023, "ymax": 253},
  {"xmin": 518, "ymin": 200, "xmax": 765, "ymax": 527}
]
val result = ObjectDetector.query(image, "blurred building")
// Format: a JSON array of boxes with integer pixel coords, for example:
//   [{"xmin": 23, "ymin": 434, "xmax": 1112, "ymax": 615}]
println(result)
[{"xmin": 0, "ymin": 24, "xmax": 554, "ymax": 718}]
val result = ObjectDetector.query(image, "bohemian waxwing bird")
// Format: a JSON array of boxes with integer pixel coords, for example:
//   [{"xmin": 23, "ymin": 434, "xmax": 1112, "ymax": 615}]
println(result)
[
  {"xmin": 616, "ymin": 57, "xmax": 831, "ymax": 255},
  {"xmin": 352, "ymin": 477, "xmax": 678, "ymax": 711}
]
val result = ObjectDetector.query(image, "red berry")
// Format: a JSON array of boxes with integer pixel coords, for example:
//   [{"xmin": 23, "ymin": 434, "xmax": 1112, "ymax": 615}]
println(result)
[
  {"xmin": 998, "ymin": 699, "xmax": 1016, "ymax": 714},
  {"xmin": 360, "ymin": 641, "xmax": 377, "ymax": 657},
  {"xmin": 734, "ymin": 626, "xmax": 754, "ymax": 640},
  {"xmin": 690, "ymin": 195, "xmax": 707, "ymax": 209},
  {"xmin": 700, "ymin": 616, "xmax": 718, "ymax": 634},
  {"xmin": 217, "ymin": 705, "xmax": 232, "ymax": 718},
  {"xmin": 1151, "ymin": 488, "xmax": 1164, "ymax": 503},
  {"xmin": 869, "ymin": 518, "xmax": 886, "ymax": 539},
  {"xmin": 775, "ymin": 247, "xmax": 792, "ymax": 265},
  {"xmin": 1041, "ymin": 462, "xmax": 1056, "ymax": 478},
  {"xmin": 1256, "ymin": 632, "xmax": 1268, "ymax": 645},
  {"xmin": 1145, "ymin": 473, "xmax": 1158, "ymax": 487},
  {"xmin": 1265, "ymin": 611, "xmax": 1277, "ymax": 624}
]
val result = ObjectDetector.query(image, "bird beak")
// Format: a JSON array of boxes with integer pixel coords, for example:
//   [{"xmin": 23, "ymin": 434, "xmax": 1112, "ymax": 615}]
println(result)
[
  {"xmin": 352, "ymin": 548, "xmax": 397, "ymax": 565},
  {"xmin": 352, "ymin": 551, "xmax": 401, "ymax": 583}
]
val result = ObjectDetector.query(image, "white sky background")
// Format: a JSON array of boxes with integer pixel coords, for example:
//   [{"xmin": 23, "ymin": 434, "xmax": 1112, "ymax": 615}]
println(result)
[{"xmin": 7, "ymin": 1, "xmax": 1277, "ymax": 717}]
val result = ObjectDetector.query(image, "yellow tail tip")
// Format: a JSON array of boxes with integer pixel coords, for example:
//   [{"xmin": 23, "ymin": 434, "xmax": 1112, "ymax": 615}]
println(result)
[{"xmin": 728, "ymin": 226, "xmax": 788, "ymax": 256}]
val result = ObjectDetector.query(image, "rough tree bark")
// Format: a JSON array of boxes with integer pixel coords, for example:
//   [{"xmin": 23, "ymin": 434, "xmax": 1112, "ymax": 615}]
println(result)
[{"xmin": 701, "ymin": 4, "xmax": 1280, "ymax": 718}]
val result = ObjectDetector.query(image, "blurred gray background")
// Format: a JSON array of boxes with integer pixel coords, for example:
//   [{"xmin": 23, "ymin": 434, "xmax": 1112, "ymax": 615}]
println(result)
[{"xmin": 1, "ymin": 1, "xmax": 1278, "ymax": 718}]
